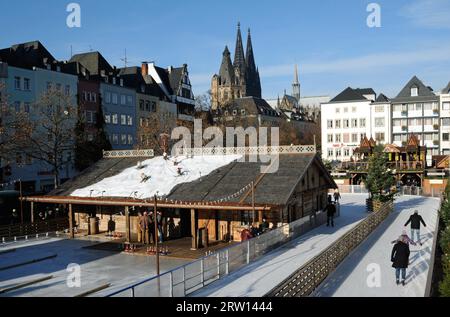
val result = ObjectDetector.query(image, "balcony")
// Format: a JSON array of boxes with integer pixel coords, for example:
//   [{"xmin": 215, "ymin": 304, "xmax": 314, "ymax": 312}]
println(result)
[{"xmin": 340, "ymin": 161, "xmax": 425, "ymax": 172}]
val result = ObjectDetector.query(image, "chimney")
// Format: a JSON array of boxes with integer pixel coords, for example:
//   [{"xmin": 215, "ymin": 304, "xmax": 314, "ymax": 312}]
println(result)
[
  {"xmin": 168, "ymin": 66, "xmax": 173, "ymax": 73},
  {"xmin": 141, "ymin": 62, "xmax": 149, "ymax": 76}
]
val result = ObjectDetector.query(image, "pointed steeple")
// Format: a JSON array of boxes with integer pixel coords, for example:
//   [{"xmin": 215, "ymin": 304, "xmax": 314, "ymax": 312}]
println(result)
[
  {"xmin": 246, "ymin": 28, "xmax": 257, "ymax": 74},
  {"xmin": 292, "ymin": 64, "xmax": 301, "ymax": 102},
  {"xmin": 219, "ymin": 46, "xmax": 234, "ymax": 85},
  {"xmin": 233, "ymin": 22, "xmax": 246, "ymax": 74}
]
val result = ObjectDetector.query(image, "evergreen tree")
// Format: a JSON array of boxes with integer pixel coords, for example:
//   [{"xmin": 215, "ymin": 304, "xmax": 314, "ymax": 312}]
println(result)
[{"xmin": 365, "ymin": 145, "xmax": 395, "ymax": 202}]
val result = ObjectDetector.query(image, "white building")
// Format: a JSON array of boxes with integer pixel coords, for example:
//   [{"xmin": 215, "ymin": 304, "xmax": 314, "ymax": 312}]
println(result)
[
  {"xmin": 391, "ymin": 76, "xmax": 440, "ymax": 165},
  {"xmin": 439, "ymin": 82, "xmax": 450, "ymax": 155},
  {"xmin": 370, "ymin": 93, "xmax": 392, "ymax": 145},
  {"xmin": 321, "ymin": 87, "xmax": 376, "ymax": 162}
]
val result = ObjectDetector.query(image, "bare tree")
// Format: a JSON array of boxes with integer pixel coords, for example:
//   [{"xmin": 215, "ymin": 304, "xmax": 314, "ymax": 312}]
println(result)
[
  {"xmin": 13, "ymin": 88, "xmax": 77, "ymax": 188},
  {"xmin": 195, "ymin": 90, "xmax": 212, "ymax": 112},
  {"xmin": 137, "ymin": 110, "xmax": 176, "ymax": 155}
]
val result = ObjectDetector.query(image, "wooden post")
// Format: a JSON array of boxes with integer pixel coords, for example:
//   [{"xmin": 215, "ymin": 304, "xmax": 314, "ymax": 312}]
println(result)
[
  {"xmin": 30, "ymin": 202, "xmax": 34, "ymax": 224},
  {"xmin": 191, "ymin": 209, "xmax": 197, "ymax": 250},
  {"xmin": 69, "ymin": 204, "xmax": 74, "ymax": 239},
  {"xmin": 251, "ymin": 181, "xmax": 255, "ymax": 224},
  {"xmin": 125, "ymin": 206, "xmax": 131, "ymax": 243},
  {"xmin": 154, "ymin": 195, "xmax": 160, "ymax": 276}
]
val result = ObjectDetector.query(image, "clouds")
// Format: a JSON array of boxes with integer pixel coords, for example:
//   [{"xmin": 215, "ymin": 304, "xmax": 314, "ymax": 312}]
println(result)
[{"xmin": 401, "ymin": 0, "xmax": 450, "ymax": 29}]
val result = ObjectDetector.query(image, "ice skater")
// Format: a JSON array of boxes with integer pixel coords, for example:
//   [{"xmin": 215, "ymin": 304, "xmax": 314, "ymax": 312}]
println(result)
[
  {"xmin": 391, "ymin": 234, "xmax": 411, "ymax": 286},
  {"xmin": 333, "ymin": 189, "xmax": 341, "ymax": 204},
  {"xmin": 405, "ymin": 210, "xmax": 427, "ymax": 246},
  {"xmin": 326, "ymin": 195, "xmax": 337, "ymax": 227}
]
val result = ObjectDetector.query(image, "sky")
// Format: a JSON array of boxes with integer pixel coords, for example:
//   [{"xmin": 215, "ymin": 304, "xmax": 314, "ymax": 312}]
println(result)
[{"xmin": 1, "ymin": 0, "xmax": 450, "ymax": 100}]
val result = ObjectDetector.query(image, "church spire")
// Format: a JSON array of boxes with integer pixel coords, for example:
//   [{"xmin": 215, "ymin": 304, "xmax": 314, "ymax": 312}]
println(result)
[
  {"xmin": 233, "ymin": 22, "xmax": 246, "ymax": 74},
  {"xmin": 218, "ymin": 45, "xmax": 234, "ymax": 85},
  {"xmin": 292, "ymin": 64, "xmax": 301, "ymax": 102},
  {"xmin": 246, "ymin": 28, "xmax": 256, "ymax": 73}
]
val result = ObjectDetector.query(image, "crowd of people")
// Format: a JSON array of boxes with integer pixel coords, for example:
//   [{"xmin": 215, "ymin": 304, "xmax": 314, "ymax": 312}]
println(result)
[
  {"xmin": 136, "ymin": 211, "xmax": 166, "ymax": 244},
  {"xmin": 240, "ymin": 218, "xmax": 271, "ymax": 242}
]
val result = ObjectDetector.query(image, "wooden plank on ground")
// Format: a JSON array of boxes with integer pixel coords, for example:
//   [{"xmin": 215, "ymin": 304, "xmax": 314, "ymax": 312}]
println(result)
[
  {"xmin": 74, "ymin": 283, "xmax": 111, "ymax": 297},
  {"xmin": 0, "ymin": 275, "xmax": 54, "ymax": 294}
]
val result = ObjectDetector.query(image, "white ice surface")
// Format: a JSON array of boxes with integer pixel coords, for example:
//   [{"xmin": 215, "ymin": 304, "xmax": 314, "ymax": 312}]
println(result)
[
  {"xmin": 314, "ymin": 195, "xmax": 440, "ymax": 297},
  {"xmin": 191, "ymin": 194, "xmax": 370, "ymax": 297},
  {"xmin": 71, "ymin": 155, "xmax": 242, "ymax": 199}
]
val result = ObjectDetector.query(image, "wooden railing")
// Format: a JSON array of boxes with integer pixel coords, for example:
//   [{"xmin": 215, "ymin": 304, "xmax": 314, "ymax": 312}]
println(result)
[
  {"xmin": 0, "ymin": 218, "xmax": 69, "ymax": 241},
  {"xmin": 265, "ymin": 201, "xmax": 394, "ymax": 297},
  {"xmin": 341, "ymin": 161, "xmax": 424, "ymax": 171}
]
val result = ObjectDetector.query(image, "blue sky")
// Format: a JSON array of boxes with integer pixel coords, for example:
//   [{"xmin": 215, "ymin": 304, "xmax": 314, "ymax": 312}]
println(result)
[{"xmin": 1, "ymin": 0, "xmax": 450, "ymax": 99}]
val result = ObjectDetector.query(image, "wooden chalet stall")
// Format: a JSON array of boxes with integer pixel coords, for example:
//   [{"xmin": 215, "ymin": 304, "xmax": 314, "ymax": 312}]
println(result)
[{"xmin": 22, "ymin": 146, "xmax": 337, "ymax": 249}]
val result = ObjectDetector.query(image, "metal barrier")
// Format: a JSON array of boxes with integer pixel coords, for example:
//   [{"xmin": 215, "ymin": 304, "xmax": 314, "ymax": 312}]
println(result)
[
  {"xmin": 336, "ymin": 185, "xmax": 369, "ymax": 194},
  {"xmin": 107, "ymin": 208, "xmax": 336, "ymax": 297},
  {"xmin": 264, "ymin": 201, "xmax": 393, "ymax": 297},
  {"xmin": 0, "ymin": 218, "xmax": 69, "ymax": 243}
]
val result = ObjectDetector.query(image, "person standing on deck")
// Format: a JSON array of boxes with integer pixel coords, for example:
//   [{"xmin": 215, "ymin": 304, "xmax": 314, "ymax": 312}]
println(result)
[
  {"xmin": 405, "ymin": 210, "xmax": 427, "ymax": 246},
  {"xmin": 136, "ymin": 212, "xmax": 143, "ymax": 243},
  {"xmin": 141, "ymin": 212, "xmax": 149, "ymax": 244},
  {"xmin": 391, "ymin": 236, "xmax": 411, "ymax": 286}
]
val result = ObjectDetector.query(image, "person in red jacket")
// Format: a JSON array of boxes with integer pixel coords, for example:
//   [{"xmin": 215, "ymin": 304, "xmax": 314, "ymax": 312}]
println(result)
[{"xmin": 240, "ymin": 227, "xmax": 253, "ymax": 242}]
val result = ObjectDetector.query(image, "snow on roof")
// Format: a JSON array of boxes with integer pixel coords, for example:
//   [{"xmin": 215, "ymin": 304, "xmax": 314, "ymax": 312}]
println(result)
[{"xmin": 70, "ymin": 155, "xmax": 242, "ymax": 199}]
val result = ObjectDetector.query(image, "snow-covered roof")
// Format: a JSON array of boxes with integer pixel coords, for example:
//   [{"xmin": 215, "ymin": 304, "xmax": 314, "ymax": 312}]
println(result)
[{"xmin": 69, "ymin": 155, "xmax": 242, "ymax": 199}]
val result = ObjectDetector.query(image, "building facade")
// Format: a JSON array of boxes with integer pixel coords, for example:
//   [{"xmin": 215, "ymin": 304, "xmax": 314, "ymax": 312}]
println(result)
[
  {"xmin": 439, "ymin": 82, "xmax": 450, "ymax": 155},
  {"xmin": 0, "ymin": 43, "xmax": 78, "ymax": 193},
  {"xmin": 321, "ymin": 87, "xmax": 377, "ymax": 162},
  {"xmin": 211, "ymin": 23, "xmax": 262, "ymax": 110},
  {"xmin": 391, "ymin": 76, "xmax": 440, "ymax": 165}
]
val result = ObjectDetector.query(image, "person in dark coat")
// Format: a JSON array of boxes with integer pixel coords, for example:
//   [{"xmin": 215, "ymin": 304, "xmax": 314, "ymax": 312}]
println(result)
[
  {"xmin": 391, "ymin": 236, "xmax": 411, "ymax": 286},
  {"xmin": 326, "ymin": 198, "xmax": 337, "ymax": 227},
  {"xmin": 405, "ymin": 210, "xmax": 427, "ymax": 246}
]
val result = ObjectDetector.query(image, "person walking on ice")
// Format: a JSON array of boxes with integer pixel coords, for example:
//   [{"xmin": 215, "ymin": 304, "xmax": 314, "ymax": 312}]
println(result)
[
  {"xmin": 405, "ymin": 210, "xmax": 427, "ymax": 246},
  {"xmin": 326, "ymin": 195, "xmax": 337, "ymax": 227},
  {"xmin": 391, "ymin": 235, "xmax": 411, "ymax": 286}
]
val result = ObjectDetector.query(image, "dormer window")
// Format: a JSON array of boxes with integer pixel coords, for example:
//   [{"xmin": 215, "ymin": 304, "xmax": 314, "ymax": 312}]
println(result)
[{"xmin": 411, "ymin": 86, "xmax": 418, "ymax": 97}]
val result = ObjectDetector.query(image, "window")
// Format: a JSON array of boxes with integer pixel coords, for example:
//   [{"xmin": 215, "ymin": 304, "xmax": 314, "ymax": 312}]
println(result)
[
  {"xmin": 86, "ymin": 111, "xmax": 95, "ymax": 124},
  {"xmin": 335, "ymin": 108, "xmax": 340, "ymax": 114},
  {"xmin": 327, "ymin": 120, "xmax": 333, "ymax": 129},
  {"xmin": 104, "ymin": 114, "xmax": 111, "ymax": 124},
  {"xmin": 335, "ymin": 134, "xmax": 341, "ymax": 143},
  {"xmin": 352, "ymin": 133, "xmax": 358, "ymax": 143},
  {"xmin": 344, "ymin": 119, "xmax": 349, "ymax": 128},
  {"xmin": 336, "ymin": 149, "xmax": 342, "ymax": 157},
  {"xmin": 343, "ymin": 133, "xmax": 350, "ymax": 143},
  {"xmin": 91, "ymin": 93, "xmax": 96, "ymax": 102},
  {"xmin": 360, "ymin": 118, "xmax": 366, "ymax": 128},
  {"xmin": 375, "ymin": 106, "xmax": 384, "ymax": 113},
  {"xmin": 151, "ymin": 102, "xmax": 157, "ymax": 112},
  {"xmin": 327, "ymin": 134, "xmax": 333, "ymax": 143},
  {"xmin": 393, "ymin": 105, "xmax": 402, "ymax": 112},
  {"xmin": 140, "ymin": 117, "xmax": 144, "ymax": 127},
  {"xmin": 105, "ymin": 92, "xmax": 111, "ymax": 104},
  {"xmin": 442, "ymin": 118, "xmax": 450, "ymax": 126},
  {"xmin": 344, "ymin": 149, "xmax": 350, "ymax": 157},
  {"xmin": 375, "ymin": 118, "xmax": 385, "ymax": 128},
  {"xmin": 14, "ymin": 101, "xmax": 21, "ymax": 112},
  {"xmin": 443, "ymin": 133, "xmax": 450, "ymax": 142},
  {"xmin": 127, "ymin": 95, "xmax": 133, "ymax": 106},
  {"xmin": 127, "ymin": 115, "xmax": 133, "ymax": 126},
  {"xmin": 14, "ymin": 77, "xmax": 21, "ymax": 90},
  {"xmin": 241, "ymin": 109, "xmax": 246, "ymax": 116},
  {"xmin": 344, "ymin": 107, "xmax": 348, "ymax": 113},
  {"xmin": 411, "ymin": 87, "xmax": 418, "ymax": 97},
  {"xmin": 424, "ymin": 103, "xmax": 432, "ymax": 110},
  {"xmin": 121, "ymin": 95, "xmax": 126, "ymax": 105},
  {"xmin": 139, "ymin": 100, "xmax": 145, "ymax": 111},
  {"xmin": 375, "ymin": 133, "xmax": 385, "ymax": 142},
  {"xmin": 112, "ymin": 114, "xmax": 118, "ymax": 124},
  {"xmin": 24, "ymin": 102, "xmax": 30, "ymax": 113},
  {"xmin": 351, "ymin": 119, "xmax": 358, "ymax": 128},
  {"xmin": 335, "ymin": 120, "xmax": 341, "ymax": 129},
  {"xmin": 443, "ymin": 102, "xmax": 450, "ymax": 111},
  {"xmin": 128, "ymin": 135, "xmax": 133, "ymax": 145},
  {"xmin": 25, "ymin": 154, "xmax": 33, "ymax": 165},
  {"xmin": 121, "ymin": 134, "xmax": 127, "ymax": 145},
  {"xmin": 56, "ymin": 83, "xmax": 62, "ymax": 91},
  {"xmin": 24, "ymin": 78, "xmax": 31, "ymax": 91},
  {"xmin": 87, "ymin": 134, "xmax": 94, "ymax": 142},
  {"xmin": 112, "ymin": 134, "xmax": 119, "ymax": 144},
  {"xmin": 361, "ymin": 133, "xmax": 366, "ymax": 141},
  {"xmin": 112, "ymin": 93, "xmax": 118, "ymax": 105},
  {"xmin": 328, "ymin": 149, "xmax": 334, "ymax": 157},
  {"xmin": 352, "ymin": 107, "xmax": 357, "ymax": 113},
  {"xmin": 16, "ymin": 153, "xmax": 23, "ymax": 165},
  {"xmin": 121, "ymin": 115, "xmax": 127, "ymax": 125}
]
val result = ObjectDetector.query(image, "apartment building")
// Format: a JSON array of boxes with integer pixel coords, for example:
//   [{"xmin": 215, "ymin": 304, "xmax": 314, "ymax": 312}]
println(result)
[
  {"xmin": 321, "ymin": 87, "xmax": 378, "ymax": 162},
  {"xmin": 439, "ymin": 82, "xmax": 450, "ymax": 155},
  {"xmin": 391, "ymin": 76, "xmax": 440, "ymax": 165}
]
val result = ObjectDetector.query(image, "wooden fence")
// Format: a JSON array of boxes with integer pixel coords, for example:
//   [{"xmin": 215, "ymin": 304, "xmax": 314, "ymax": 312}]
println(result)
[
  {"xmin": 265, "ymin": 200, "xmax": 394, "ymax": 297},
  {"xmin": 0, "ymin": 218, "xmax": 69, "ymax": 241}
]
